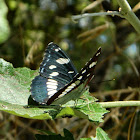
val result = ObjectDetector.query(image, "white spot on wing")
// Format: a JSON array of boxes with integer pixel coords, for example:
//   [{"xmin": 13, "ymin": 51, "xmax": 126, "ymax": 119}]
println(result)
[
  {"xmin": 43, "ymin": 63, "xmax": 47, "ymax": 66},
  {"xmin": 65, "ymin": 88, "xmax": 72, "ymax": 92},
  {"xmin": 47, "ymin": 88, "xmax": 55, "ymax": 91},
  {"xmin": 48, "ymin": 42, "xmax": 53, "ymax": 45},
  {"xmin": 49, "ymin": 65, "xmax": 56, "ymax": 69},
  {"xmin": 68, "ymin": 71, "xmax": 74, "ymax": 73},
  {"xmin": 48, "ymin": 79, "xmax": 58, "ymax": 84},
  {"xmin": 47, "ymin": 84, "xmax": 57, "ymax": 89},
  {"xmin": 56, "ymin": 58, "xmax": 70, "ymax": 64},
  {"xmin": 71, "ymin": 83, "xmax": 76, "ymax": 87},
  {"xmin": 48, "ymin": 90, "xmax": 57, "ymax": 96},
  {"xmin": 40, "ymin": 68, "xmax": 44, "ymax": 73},
  {"xmin": 66, "ymin": 86, "xmax": 72, "ymax": 90},
  {"xmin": 74, "ymin": 73, "xmax": 78, "ymax": 77},
  {"xmin": 78, "ymin": 76, "xmax": 82, "ymax": 80},
  {"xmin": 62, "ymin": 91, "xmax": 67, "ymax": 94},
  {"xmin": 89, "ymin": 62, "xmax": 97, "ymax": 68},
  {"xmin": 46, "ymin": 81, "xmax": 58, "ymax": 85},
  {"xmin": 50, "ymin": 72, "xmax": 59, "ymax": 76},
  {"xmin": 68, "ymin": 83, "xmax": 76, "ymax": 89},
  {"xmin": 96, "ymin": 52, "xmax": 100, "ymax": 56},
  {"xmin": 82, "ymin": 69, "xmax": 86, "ymax": 74},
  {"xmin": 58, "ymin": 91, "xmax": 66, "ymax": 98},
  {"xmin": 55, "ymin": 48, "xmax": 60, "ymax": 52},
  {"xmin": 57, "ymin": 82, "xmax": 77, "ymax": 98}
]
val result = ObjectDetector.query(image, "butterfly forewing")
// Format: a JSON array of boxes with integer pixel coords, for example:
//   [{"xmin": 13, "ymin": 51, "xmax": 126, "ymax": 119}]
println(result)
[{"xmin": 40, "ymin": 42, "xmax": 77, "ymax": 81}]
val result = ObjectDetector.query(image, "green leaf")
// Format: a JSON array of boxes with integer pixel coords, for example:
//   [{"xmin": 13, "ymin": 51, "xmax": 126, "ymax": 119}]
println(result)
[
  {"xmin": 35, "ymin": 129, "xmax": 74, "ymax": 140},
  {"xmin": 56, "ymin": 107, "xmax": 89, "ymax": 119},
  {"xmin": 0, "ymin": 100, "xmax": 52, "ymax": 120},
  {"xmin": 74, "ymin": 92, "xmax": 109, "ymax": 122},
  {"xmin": 95, "ymin": 127, "xmax": 111, "ymax": 140},
  {"xmin": 0, "ymin": 0, "xmax": 10, "ymax": 43},
  {"xmin": 0, "ymin": 58, "xmax": 36, "ymax": 105},
  {"xmin": 77, "ymin": 102, "xmax": 109, "ymax": 122},
  {"xmin": 0, "ymin": 58, "xmax": 108, "ymax": 121},
  {"xmin": 81, "ymin": 127, "xmax": 111, "ymax": 140}
]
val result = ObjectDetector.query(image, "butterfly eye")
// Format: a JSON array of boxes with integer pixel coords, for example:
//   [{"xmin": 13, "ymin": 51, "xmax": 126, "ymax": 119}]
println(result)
[{"xmin": 30, "ymin": 42, "xmax": 101, "ymax": 105}]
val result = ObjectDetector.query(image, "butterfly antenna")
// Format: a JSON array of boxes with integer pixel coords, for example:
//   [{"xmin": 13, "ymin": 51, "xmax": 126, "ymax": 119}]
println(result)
[{"xmin": 92, "ymin": 78, "xmax": 115, "ymax": 85}]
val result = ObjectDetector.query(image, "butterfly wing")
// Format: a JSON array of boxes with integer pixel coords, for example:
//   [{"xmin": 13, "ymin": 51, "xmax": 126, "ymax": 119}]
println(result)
[
  {"xmin": 47, "ymin": 47, "xmax": 101, "ymax": 105},
  {"xmin": 31, "ymin": 42, "xmax": 78, "ymax": 104}
]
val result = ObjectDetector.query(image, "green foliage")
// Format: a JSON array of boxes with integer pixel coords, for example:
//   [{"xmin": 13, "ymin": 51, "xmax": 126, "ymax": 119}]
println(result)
[
  {"xmin": 35, "ymin": 127, "xmax": 111, "ymax": 140},
  {"xmin": 0, "ymin": 58, "xmax": 108, "ymax": 121},
  {"xmin": 81, "ymin": 127, "xmax": 111, "ymax": 140},
  {"xmin": 0, "ymin": 0, "xmax": 10, "ymax": 43},
  {"xmin": 35, "ymin": 129, "xmax": 74, "ymax": 140},
  {"xmin": 0, "ymin": 58, "xmax": 36, "ymax": 105}
]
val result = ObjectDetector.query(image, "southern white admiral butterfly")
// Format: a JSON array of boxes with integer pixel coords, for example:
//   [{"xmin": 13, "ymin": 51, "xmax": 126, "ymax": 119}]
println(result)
[{"xmin": 31, "ymin": 42, "xmax": 101, "ymax": 105}]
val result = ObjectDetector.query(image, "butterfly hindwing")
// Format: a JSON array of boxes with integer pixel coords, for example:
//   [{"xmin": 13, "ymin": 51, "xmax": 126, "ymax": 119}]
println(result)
[{"xmin": 31, "ymin": 76, "xmax": 48, "ymax": 103}]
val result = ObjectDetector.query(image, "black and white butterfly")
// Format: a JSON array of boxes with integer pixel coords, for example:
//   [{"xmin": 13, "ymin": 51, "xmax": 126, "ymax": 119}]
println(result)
[{"xmin": 30, "ymin": 42, "xmax": 101, "ymax": 105}]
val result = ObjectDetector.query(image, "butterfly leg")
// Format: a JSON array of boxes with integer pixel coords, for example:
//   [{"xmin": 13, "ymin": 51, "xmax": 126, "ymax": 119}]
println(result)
[{"xmin": 74, "ymin": 99, "xmax": 78, "ymax": 107}]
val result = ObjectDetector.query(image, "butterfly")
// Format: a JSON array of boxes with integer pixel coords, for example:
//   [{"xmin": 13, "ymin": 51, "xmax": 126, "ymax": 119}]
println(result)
[{"xmin": 30, "ymin": 42, "xmax": 101, "ymax": 105}]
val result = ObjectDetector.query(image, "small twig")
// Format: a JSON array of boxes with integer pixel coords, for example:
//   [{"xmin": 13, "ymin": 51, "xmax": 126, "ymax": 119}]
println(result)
[
  {"xmin": 72, "ymin": 11, "xmax": 123, "ymax": 21},
  {"xmin": 99, "ymin": 101, "xmax": 140, "ymax": 108},
  {"xmin": 117, "ymin": 0, "xmax": 140, "ymax": 33},
  {"xmin": 132, "ymin": 2, "xmax": 140, "ymax": 12},
  {"xmin": 93, "ymin": 88, "xmax": 138, "ymax": 96},
  {"xmin": 123, "ymin": 54, "xmax": 139, "ymax": 77},
  {"xmin": 77, "ymin": 121, "xmax": 89, "ymax": 140},
  {"xmin": 131, "ymin": 107, "xmax": 139, "ymax": 140},
  {"xmin": 82, "ymin": 0, "xmax": 103, "ymax": 13}
]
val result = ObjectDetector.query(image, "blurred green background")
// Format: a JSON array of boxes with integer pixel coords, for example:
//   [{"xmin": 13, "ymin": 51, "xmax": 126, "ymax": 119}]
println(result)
[{"xmin": 0, "ymin": 0, "xmax": 139, "ymax": 139}]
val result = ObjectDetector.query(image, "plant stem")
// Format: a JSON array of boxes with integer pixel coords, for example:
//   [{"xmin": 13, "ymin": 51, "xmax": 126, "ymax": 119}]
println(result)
[
  {"xmin": 117, "ymin": 0, "xmax": 140, "ymax": 33},
  {"xmin": 72, "ymin": 11, "xmax": 123, "ymax": 21},
  {"xmin": 99, "ymin": 101, "xmax": 140, "ymax": 108}
]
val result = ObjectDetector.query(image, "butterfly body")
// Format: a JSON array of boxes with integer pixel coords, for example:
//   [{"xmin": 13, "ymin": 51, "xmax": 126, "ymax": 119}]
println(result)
[{"xmin": 31, "ymin": 42, "xmax": 101, "ymax": 105}]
